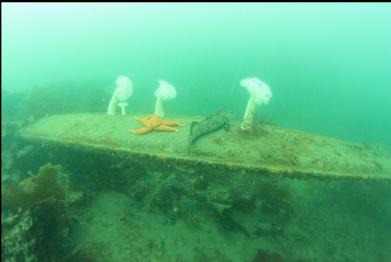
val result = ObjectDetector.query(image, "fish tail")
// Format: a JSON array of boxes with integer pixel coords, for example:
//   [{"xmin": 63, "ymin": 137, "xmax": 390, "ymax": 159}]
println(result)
[
  {"xmin": 187, "ymin": 135, "xmax": 192, "ymax": 156},
  {"xmin": 187, "ymin": 121, "xmax": 198, "ymax": 156}
]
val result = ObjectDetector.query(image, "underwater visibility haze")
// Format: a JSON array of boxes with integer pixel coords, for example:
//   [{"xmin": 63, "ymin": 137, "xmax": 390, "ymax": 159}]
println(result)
[
  {"xmin": 2, "ymin": 3, "xmax": 391, "ymax": 262},
  {"xmin": 2, "ymin": 3, "xmax": 391, "ymax": 148}
]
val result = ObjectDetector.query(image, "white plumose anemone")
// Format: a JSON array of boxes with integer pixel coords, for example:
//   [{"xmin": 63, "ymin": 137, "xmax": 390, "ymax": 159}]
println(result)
[
  {"xmin": 107, "ymin": 76, "xmax": 133, "ymax": 116},
  {"xmin": 154, "ymin": 80, "xmax": 177, "ymax": 117},
  {"xmin": 240, "ymin": 77, "xmax": 272, "ymax": 130}
]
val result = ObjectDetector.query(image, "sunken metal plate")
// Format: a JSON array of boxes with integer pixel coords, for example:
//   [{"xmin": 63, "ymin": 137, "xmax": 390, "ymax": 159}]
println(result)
[{"xmin": 19, "ymin": 113, "xmax": 391, "ymax": 182}]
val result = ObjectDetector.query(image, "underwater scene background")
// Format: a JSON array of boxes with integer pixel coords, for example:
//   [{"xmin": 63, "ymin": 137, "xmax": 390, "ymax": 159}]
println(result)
[
  {"xmin": 2, "ymin": 3, "xmax": 391, "ymax": 262},
  {"xmin": 3, "ymin": 3, "xmax": 391, "ymax": 149}
]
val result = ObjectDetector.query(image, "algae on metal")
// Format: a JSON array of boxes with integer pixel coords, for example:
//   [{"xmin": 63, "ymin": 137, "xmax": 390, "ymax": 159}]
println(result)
[{"xmin": 18, "ymin": 113, "xmax": 391, "ymax": 182}]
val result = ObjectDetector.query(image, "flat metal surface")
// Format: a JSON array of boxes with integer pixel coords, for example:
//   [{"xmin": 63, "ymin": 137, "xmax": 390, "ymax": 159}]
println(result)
[{"xmin": 19, "ymin": 113, "xmax": 391, "ymax": 182}]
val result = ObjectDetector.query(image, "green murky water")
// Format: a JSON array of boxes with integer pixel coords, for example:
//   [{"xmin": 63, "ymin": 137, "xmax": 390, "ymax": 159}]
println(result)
[{"xmin": 2, "ymin": 3, "xmax": 391, "ymax": 262}]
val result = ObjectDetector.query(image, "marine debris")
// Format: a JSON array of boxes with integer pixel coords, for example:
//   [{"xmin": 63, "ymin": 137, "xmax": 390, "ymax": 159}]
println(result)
[{"xmin": 18, "ymin": 113, "xmax": 391, "ymax": 182}]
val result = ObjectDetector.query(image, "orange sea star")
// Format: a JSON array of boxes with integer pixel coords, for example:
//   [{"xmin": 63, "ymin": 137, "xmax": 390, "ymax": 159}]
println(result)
[{"xmin": 129, "ymin": 114, "xmax": 185, "ymax": 135}]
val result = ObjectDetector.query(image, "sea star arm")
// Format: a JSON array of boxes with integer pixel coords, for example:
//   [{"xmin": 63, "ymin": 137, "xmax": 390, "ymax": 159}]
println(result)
[
  {"xmin": 138, "ymin": 117, "xmax": 151, "ymax": 126},
  {"xmin": 154, "ymin": 126, "xmax": 179, "ymax": 132},
  {"xmin": 162, "ymin": 120, "xmax": 185, "ymax": 127},
  {"xmin": 129, "ymin": 127, "xmax": 152, "ymax": 134}
]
